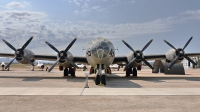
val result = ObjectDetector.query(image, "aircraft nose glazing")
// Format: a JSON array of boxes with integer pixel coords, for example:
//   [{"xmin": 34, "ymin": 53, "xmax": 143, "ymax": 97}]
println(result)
[{"xmin": 97, "ymin": 49, "xmax": 104, "ymax": 59}]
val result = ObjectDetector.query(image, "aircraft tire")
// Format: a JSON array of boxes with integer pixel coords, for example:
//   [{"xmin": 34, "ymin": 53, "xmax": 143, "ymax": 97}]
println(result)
[
  {"xmin": 69, "ymin": 67, "xmax": 76, "ymax": 77},
  {"xmin": 71, "ymin": 70, "xmax": 75, "ymax": 77},
  {"xmin": 101, "ymin": 75, "xmax": 106, "ymax": 85},
  {"xmin": 64, "ymin": 68, "xmax": 68, "ymax": 76},
  {"xmin": 133, "ymin": 68, "xmax": 137, "ymax": 76},
  {"xmin": 125, "ymin": 68, "xmax": 131, "ymax": 77},
  {"xmin": 95, "ymin": 75, "xmax": 100, "ymax": 85}
]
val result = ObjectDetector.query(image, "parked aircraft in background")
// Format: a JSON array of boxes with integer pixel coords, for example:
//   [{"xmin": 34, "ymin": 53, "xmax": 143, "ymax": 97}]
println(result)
[
  {"xmin": 109, "ymin": 64, "xmax": 119, "ymax": 69},
  {"xmin": 76, "ymin": 63, "xmax": 85, "ymax": 69},
  {"xmin": 0, "ymin": 36, "xmax": 200, "ymax": 85},
  {"xmin": 36, "ymin": 61, "xmax": 45, "ymax": 70},
  {"xmin": 1, "ymin": 62, "xmax": 5, "ymax": 71}
]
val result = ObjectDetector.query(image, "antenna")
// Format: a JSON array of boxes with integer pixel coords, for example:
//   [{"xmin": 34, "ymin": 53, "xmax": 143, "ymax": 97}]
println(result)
[
  {"xmin": 82, "ymin": 46, "xmax": 86, "ymax": 52},
  {"xmin": 115, "ymin": 46, "xmax": 118, "ymax": 51}
]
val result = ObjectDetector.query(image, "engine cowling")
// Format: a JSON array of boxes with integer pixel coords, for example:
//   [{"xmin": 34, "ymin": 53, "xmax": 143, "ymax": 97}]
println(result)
[
  {"xmin": 57, "ymin": 50, "xmax": 74, "ymax": 68},
  {"xmin": 165, "ymin": 48, "xmax": 184, "ymax": 63},
  {"xmin": 16, "ymin": 49, "xmax": 35, "ymax": 64}
]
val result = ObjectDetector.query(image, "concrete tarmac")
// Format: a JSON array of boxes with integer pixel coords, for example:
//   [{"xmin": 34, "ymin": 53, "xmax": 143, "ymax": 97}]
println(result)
[{"xmin": 0, "ymin": 67, "xmax": 200, "ymax": 111}]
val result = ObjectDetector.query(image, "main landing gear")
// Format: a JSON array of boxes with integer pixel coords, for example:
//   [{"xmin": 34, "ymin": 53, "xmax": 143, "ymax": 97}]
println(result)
[
  {"xmin": 63, "ymin": 67, "xmax": 76, "ymax": 77},
  {"xmin": 126, "ymin": 67, "xmax": 137, "ymax": 77}
]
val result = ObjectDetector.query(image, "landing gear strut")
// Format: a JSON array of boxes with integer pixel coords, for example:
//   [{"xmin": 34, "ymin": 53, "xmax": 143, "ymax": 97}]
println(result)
[
  {"xmin": 31, "ymin": 65, "xmax": 34, "ymax": 71},
  {"xmin": 94, "ymin": 64, "xmax": 107, "ymax": 85}
]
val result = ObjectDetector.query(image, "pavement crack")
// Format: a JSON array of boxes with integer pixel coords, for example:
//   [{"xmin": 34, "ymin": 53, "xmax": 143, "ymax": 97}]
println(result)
[{"xmin": 80, "ymin": 88, "xmax": 85, "ymax": 96}]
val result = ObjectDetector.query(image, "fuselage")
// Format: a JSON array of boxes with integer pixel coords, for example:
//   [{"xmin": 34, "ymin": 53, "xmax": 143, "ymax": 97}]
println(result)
[{"xmin": 85, "ymin": 37, "xmax": 115, "ymax": 69}]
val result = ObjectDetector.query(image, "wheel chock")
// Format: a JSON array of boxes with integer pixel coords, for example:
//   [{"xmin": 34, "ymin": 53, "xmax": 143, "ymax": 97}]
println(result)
[{"xmin": 98, "ymin": 83, "xmax": 104, "ymax": 86}]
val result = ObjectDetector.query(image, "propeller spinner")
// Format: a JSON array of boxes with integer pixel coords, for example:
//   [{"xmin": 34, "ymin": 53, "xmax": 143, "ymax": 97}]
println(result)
[
  {"xmin": 45, "ymin": 38, "xmax": 78, "ymax": 72},
  {"xmin": 164, "ymin": 36, "xmax": 197, "ymax": 70},
  {"xmin": 122, "ymin": 39, "xmax": 155, "ymax": 70},
  {"xmin": 2, "ymin": 36, "xmax": 34, "ymax": 69}
]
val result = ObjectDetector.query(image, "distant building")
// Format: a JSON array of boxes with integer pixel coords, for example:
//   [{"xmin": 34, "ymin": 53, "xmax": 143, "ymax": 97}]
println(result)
[{"xmin": 181, "ymin": 57, "xmax": 199, "ymax": 68}]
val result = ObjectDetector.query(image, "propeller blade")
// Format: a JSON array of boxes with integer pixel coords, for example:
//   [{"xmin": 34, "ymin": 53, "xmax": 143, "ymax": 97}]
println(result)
[
  {"xmin": 5, "ymin": 56, "xmax": 17, "ymax": 69},
  {"xmin": 45, "ymin": 41, "xmax": 60, "ymax": 53},
  {"xmin": 64, "ymin": 38, "xmax": 77, "ymax": 52},
  {"xmin": 183, "ymin": 55, "xmax": 197, "ymax": 65},
  {"xmin": 65, "ymin": 58, "xmax": 79, "ymax": 68},
  {"xmin": 2, "ymin": 39, "xmax": 16, "ymax": 51},
  {"xmin": 183, "ymin": 36, "xmax": 193, "ymax": 50},
  {"xmin": 163, "ymin": 40, "xmax": 178, "ymax": 51},
  {"xmin": 122, "ymin": 40, "xmax": 136, "ymax": 53},
  {"xmin": 21, "ymin": 55, "xmax": 34, "ymax": 66},
  {"xmin": 20, "ymin": 36, "xmax": 34, "ymax": 54},
  {"xmin": 141, "ymin": 58, "xmax": 154, "ymax": 70},
  {"xmin": 168, "ymin": 54, "xmax": 180, "ymax": 70},
  {"xmin": 141, "ymin": 39, "xmax": 153, "ymax": 52},
  {"xmin": 48, "ymin": 58, "xmax": 60, "ymax": 72},
  {"xmin": 125, "ymin": 57, "xmax": 137, "ymax": 70}
]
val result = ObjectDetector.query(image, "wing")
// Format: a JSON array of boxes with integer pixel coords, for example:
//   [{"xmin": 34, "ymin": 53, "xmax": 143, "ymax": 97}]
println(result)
[
  {"xmin": 35, "ymin": 55, "xmax": 88, "ymax": 64},
  {"xmin": 113, "ymin": 55, "xmax": 128, "ymax": 64},
  {"xmin": 0, "ymin": 53, "xmax": 88, "ymax": 63},
  {"xmin": 185, "ymin": 53, "xmax": 200, "ymax": 57},
  {"xmin": 34, "ymin": 54, "xmax": 57, "ymax": 61},
  {"xmin": 113, "ymin": 53, "xmax": 200, "ymax": 64},
  {"xmin": 73, "ymin": 55, "xmax": 88, "ymax": 64},
  {"xmin": 113, "ymin": 54, "xmax": 166, "ymax": 64},
  {"xmin": 0, "ymin": 53, "xmax": 14, "ymax": 57},
  {"xmin": 144, "ymin": 54, "xmax": 166, "ymax": 61}
]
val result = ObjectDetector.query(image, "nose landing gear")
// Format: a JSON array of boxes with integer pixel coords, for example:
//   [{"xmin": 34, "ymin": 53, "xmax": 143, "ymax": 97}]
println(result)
[
  {"xmin": 94, "ymin": 64, "xmax": 107, "ymax": 85},
  {"xmin": 95, "ymin": 74, "xmax": 106, "ymax": 85}
]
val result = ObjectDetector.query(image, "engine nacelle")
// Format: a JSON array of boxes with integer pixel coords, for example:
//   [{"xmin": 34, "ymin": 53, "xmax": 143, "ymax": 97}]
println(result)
[
  {"xmin": 57, "ymin": 51, "xmax": 74, "ymax": 68},
  {"xmin": 16, "ymin": 49, "xmax": 35, "ymax": 64},
  {"xmin": 165, "ymin": 49, "xmax": 184, "ymax": 63},
  {"xmin": 127, "ymin": 51, "xmax": 144, "ymax": 67}
]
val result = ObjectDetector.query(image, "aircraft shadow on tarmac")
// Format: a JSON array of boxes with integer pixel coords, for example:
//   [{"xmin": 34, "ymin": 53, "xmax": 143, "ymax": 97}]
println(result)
[{"xmin": 0, "ymin": 73, "xmax": 200, "ymax": 88}]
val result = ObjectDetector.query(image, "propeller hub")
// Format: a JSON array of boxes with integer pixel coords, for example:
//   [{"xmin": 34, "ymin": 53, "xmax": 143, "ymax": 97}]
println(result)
[
  {"xmin": 16, "ymin": 51, "xmax": 20, "ymax": 55},
  {"xmin": 60, "ymin": 53, "xmax": 63, "ymax": 56},
  {"xmin": 177, "ymin": 48, "xmax": 185, "ymax": 57}
]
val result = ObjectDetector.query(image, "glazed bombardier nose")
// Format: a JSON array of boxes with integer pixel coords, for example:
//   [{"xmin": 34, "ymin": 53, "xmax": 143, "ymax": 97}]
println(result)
[
  {"xmin": 97, "ymin": 49, "xmax": 104, "ymax": 59},
  {"xmin": 90, "ymin": 41, "xmax": 110, "ymax": 59}
]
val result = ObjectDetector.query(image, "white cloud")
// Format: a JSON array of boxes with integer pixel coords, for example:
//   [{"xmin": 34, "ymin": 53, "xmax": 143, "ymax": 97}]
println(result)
[
  {"xmin": 182, "ymin": 9, "xmax": 200, "ymax": 20},
  {"xmin": 0, "ymin": 10, "xmax": 46, "ymax": 21},
  {"xmin": 91, "ymin": 6, "xmax": 104, "ymax": 12},
  {"xmin": 71, "ymin": 0, "xmax": 135, "ymax": 17},
  {"xmin": 3, "ymin": 2, "xmax": 28, "ymax": 9},
  {"xmin": 73, "ymin": 0, "xmax": 81, "ymax": 7},
  {"xmin": 0, "ymin": 10, "xmax": 175, "ymax": 44},
  {"xmin": 0, "ymin": 8, "xmax": 176, "ymax": 54}
]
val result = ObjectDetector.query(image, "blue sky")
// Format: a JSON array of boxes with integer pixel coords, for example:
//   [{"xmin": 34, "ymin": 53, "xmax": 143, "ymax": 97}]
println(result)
[{"xmin": 0, "ymin": 0, "xmax": 200, "ymax": 56}]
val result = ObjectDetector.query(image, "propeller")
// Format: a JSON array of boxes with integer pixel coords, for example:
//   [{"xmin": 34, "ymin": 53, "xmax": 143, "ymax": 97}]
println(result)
[
  {"xmin": 164, "ymin": 36, "xmax": 197, "ymax": 70},
  {"xmin": 2, "ymin": 36, "xmax": 34, "ymax": 69},
  {"xmin": 45, "ymin": 38, "xmax": 78, "ymax": 72},
  {"xmin": 122, "ymin": 39, "xmax": 154, "ymax": 70}
]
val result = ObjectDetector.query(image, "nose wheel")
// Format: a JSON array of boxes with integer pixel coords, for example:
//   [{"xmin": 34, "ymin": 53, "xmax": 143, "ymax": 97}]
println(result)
[
  {"xmin": 95, "ymin": 75, "xmax": 100, "ymax": 85},
  {"xmin": 95, "ymin": 74, "xmax": 106, "ymax": 85}
]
